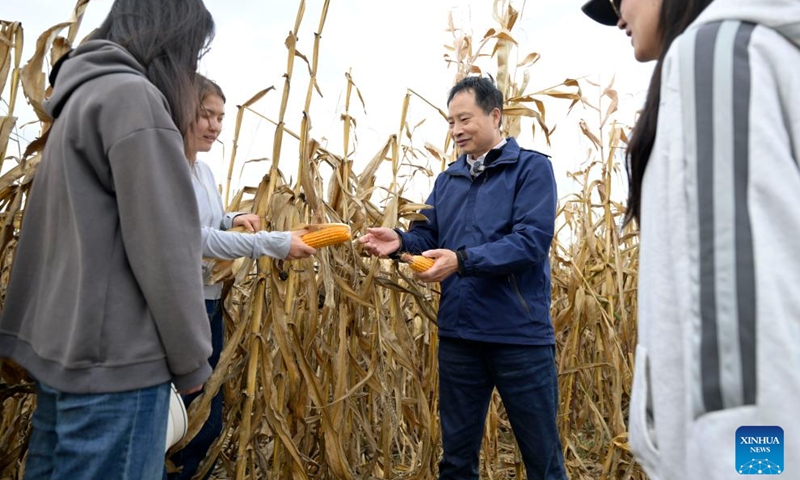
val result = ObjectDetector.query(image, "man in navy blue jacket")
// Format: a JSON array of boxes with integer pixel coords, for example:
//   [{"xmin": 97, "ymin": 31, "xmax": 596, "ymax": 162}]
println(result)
[{"xmin": 359, "ymin": 76, "xmax": 566, "ymax": 480}]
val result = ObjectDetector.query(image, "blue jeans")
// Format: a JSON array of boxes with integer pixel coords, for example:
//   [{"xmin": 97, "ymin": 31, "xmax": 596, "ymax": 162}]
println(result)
[
  {"xmin": 26, "ymin": 380, "xmax": 170, "ymax": 480},
  {"xmin": 168, "ymin": 299, "xmax": 223, "ymax": 480},
  {"xmin": 437, "ymin": 338, "xmax": 566, "ymax": 480}
]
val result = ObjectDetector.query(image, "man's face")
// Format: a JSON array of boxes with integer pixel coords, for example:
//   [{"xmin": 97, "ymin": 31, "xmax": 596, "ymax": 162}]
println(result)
[{"xmin": 447, "ymin": 89, "xmax": 501, "ymax": 158}]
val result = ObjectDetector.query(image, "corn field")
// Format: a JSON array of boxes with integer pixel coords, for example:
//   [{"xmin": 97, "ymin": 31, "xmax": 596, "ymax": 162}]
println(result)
[{"xmin": 0, "ymin": 1, "xmax": 644, "ymax": 479}]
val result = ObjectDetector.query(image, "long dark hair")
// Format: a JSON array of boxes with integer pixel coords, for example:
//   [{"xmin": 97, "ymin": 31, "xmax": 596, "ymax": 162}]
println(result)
[
  {"xmin": 90, "ymin": 0, "xmax": 215, "ymax": 136},
  {"xmin": 624, "ymin": 0, "xmax": 714, "ymax": 225}
]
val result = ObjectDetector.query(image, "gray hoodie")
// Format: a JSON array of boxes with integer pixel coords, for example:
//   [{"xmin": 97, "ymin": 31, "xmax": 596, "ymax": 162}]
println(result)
[
  {"xmin": 0, "ymin": 40, "xmax": 211, "ymax": 393},
  {"xmin": 630, "ymin": 1, "xmax": 800, "ymax": 478}
]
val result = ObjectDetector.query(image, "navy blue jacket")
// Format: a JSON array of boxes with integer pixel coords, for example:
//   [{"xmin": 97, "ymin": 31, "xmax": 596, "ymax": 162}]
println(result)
[{"xmin": 399, "ymin": 137, "xmax": 556, "ymax": 345}]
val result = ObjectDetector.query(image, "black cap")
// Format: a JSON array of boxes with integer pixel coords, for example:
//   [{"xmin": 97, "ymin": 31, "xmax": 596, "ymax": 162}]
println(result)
[{"xmin": 581, "ymin": 0, "xmax": 619, "ymax": 27}]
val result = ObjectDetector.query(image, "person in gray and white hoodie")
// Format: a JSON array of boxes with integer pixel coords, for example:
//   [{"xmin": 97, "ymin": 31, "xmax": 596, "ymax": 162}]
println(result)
[
  {"xmin": 0, "ymin": 1, "xmax": 216, "ymax": 478},
  {"xmin": 582, "ymin": 0, "xmax": 800, "ymax": 478},
  {"xmin": 167, "ymin": 75, "xmax": 315, "ymax": 480}
]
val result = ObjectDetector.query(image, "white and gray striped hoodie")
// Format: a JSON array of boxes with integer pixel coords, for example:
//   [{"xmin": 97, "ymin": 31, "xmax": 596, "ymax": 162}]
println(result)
[{"xmin": 630, "ymin": 0, "xmax": 800, "ymax": 478}]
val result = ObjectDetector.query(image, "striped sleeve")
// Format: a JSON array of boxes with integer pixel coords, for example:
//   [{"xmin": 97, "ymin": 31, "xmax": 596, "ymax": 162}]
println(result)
[{"xmin": 679, "ymin": 20, "xmax": 757, "ymax": 417}]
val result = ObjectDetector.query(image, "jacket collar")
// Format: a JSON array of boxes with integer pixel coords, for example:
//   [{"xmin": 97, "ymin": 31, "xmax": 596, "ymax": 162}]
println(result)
[{"xmin": 445, "ymin": 137, "xmax": 521, "ymax": 178}]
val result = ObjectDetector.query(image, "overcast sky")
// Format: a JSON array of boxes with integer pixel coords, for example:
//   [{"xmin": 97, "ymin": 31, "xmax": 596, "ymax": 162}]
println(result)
[{"xmin": 2, "ymin": 0, "xmax": 653, "ymax": 201}]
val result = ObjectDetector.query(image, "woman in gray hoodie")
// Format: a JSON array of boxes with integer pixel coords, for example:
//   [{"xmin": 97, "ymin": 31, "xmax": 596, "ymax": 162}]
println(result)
[
  {"xmin": 0, "ymin": 1, "xmax": 216, "ymax": 478},
  {"xmin": 167, "ymin": 75, "xmax": 315, "ymax": 480}
]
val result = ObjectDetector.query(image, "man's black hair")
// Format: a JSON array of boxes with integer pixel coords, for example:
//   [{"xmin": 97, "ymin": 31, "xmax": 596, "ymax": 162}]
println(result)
[{"xmin": 447, "ymin": 76, "xmax": 504, "ymax": 121}]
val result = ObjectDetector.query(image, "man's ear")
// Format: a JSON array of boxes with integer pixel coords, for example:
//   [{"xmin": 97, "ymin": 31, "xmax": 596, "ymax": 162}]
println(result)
[{"xmin": 492, "ymin": 108, "xmax": 502, "ymax": 129}]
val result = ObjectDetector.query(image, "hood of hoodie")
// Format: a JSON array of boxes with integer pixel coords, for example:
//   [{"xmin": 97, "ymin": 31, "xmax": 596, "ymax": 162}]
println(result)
[
  {"xmin": 693, "ymin": 0, "xmax": 800, "ymax": 47},
  {"xmin": 46, "ymin": 40, "xmax": 148, "ymax": 119}
]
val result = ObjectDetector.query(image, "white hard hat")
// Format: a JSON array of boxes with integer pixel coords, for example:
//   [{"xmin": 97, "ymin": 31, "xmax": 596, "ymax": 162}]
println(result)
[{"xmin": 166, "ymin": 383, "xmax": 188, "ymax": 452}]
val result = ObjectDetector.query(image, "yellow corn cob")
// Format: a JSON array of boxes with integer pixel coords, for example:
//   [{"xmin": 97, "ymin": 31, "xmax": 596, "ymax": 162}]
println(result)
[
  {"xmin": 401, "ymin": 253, "xmax": 435, "ymax": 272},
  {"xmin": 301, "ymin": 224, "xmax": 352, "ymax": 248}
]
